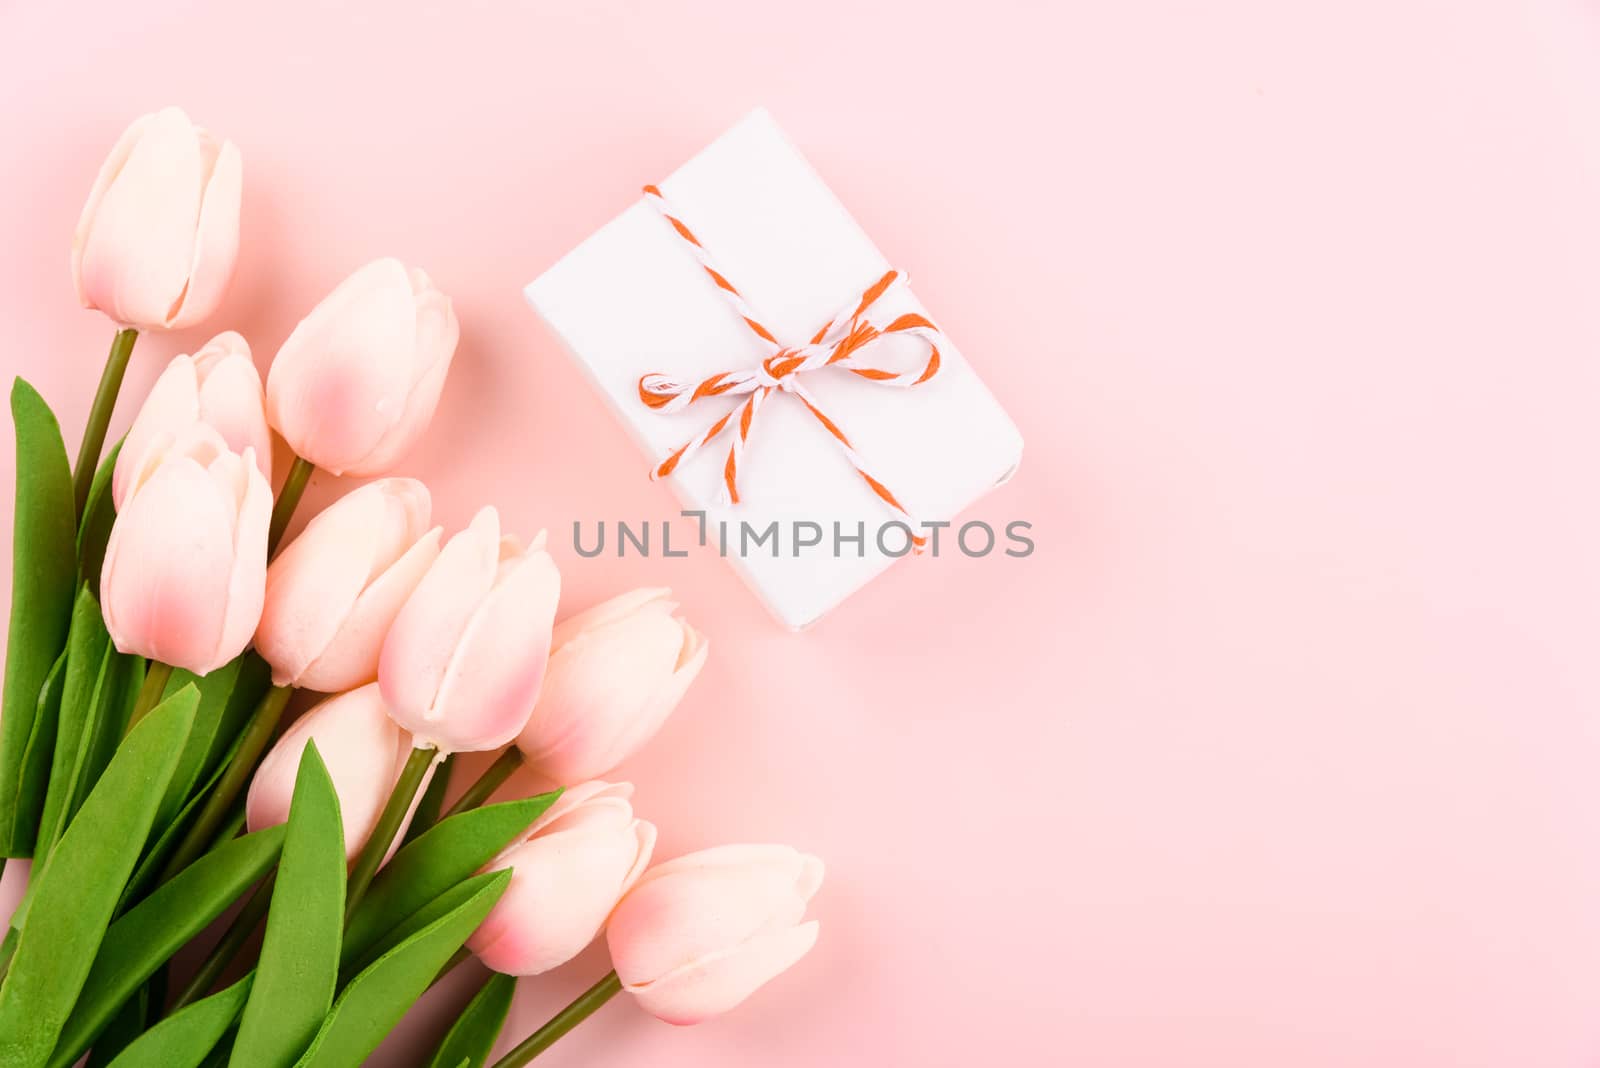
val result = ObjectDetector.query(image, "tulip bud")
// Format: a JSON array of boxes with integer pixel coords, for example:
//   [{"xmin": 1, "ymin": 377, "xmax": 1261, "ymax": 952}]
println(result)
[
  {"xmin": 379, "ymin": 506, "xmax": 560, "ymax": 753},
  {"xmin": 467, "ymin": 781, "xmax": 655, "ymax": 976},
  {"xmin": 246, "ymin": 684, "xmax": 425, "ymax": 860},
  {"xmin": 606, "ymin": 845, "xmax": 824, "ymax": 1026},
  {"xmin": 255, "ymin": 479, "xmax": 441, "ymax": 692},
  {"xmin": 101, "ymin": 427, "xmax": 269, "ymax": 675},
  {"xmin": 72, "ymin": 107, "xmax": 242, "ymax": 331},
  {"xmin": 516, "ymin": 589, "xmax": 706, "ymax": 785},
  {"xmin": 265, "ymin": 258, "xmax": 459, "ymax": 476},
  {"xmin": 112, "ymin": 331, "xmax": 271, "ymax": 510}
]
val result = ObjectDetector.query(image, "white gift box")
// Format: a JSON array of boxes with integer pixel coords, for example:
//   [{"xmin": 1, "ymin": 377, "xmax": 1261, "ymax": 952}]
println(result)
[{"xmin": 526, "ymin": 109, "xmax": 1023, "ymax": 629}]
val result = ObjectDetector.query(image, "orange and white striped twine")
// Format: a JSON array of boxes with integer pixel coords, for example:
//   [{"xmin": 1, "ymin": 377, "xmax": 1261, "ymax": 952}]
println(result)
[{"xmin": 638, "ymin": 183, "xmax": 943, "ymax": 550}]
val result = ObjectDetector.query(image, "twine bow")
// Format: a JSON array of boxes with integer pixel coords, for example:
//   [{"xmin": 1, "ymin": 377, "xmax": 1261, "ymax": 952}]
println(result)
[{"xmin": 638, "ymin": 184, "xmax": 944, "ymax": 549}]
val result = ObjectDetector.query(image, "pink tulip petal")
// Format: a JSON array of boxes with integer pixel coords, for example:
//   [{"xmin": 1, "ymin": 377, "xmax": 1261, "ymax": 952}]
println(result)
[
  {"xmin": 379, "ymin": 507, "xmax": 502, "ymax": 739},
  {"xmin": 549, "ymin": 588, "xmax": 673, "ymax": 649},
  {"xmin": 359, "ymin": 480, "xmax": 435, "ymax": 580},
  {"xmin": 496, "ymin": 780, "xmax": 631, "ymax": 858},
  {"xmin": 467, "ymin": 789, "xmax": 655, "ymax": 977},
  {"xmin": 257, "ymin": 482, "xmax": 398, "ymax": 686},
  {"xmin": 125, "ymin": 423, "xmax": 231, "ymax": 513},
  {"xmin": 624, "ymin": 921, "xmax": 819, "ymax": 1026},
  {"xmin": 425, "ymin": 546, "xmax": 560, "ymax": 752},
  {"xmin": 246, "ymin": 684, "xmax": 402, "ymax": 859},
  {"xmin": 538, "ymin": 793, "xmax": 636, "ymax": 836},
  {"xmin": 518, "ymin": 599, "xmax": 690, "ymax": 783},
  {"xmin": 190, "ymin": 329, "xmax": 250, "ymax": 374},
  {"xmin": 342, "ymin": 268, "xmax": 459, "ymax": 476},
  {"xmin": 101, "ymin": 456, "xmax": 233, "ymax": 673},
  {"xmin": 257, "ymin": 477, "xmax": 432, "ymax": 689},
  {"xmin": 266, "ymin": 259, "xmax": 417, "ymax": 474},
  {"xmin": 467, "ymin": 834, "xmax": 626, "ymax": 975},
  {"xmin": 618, "ymin": 819, "xmax": 658, "ymax": 900},
  {"xmin": 75, "ymin": 107, "xmax": 205, "ymax": 329},
  {"xmin": 297, "ymin": 525, "xmax": 441, "ymax": 692},
  {"xmin": 585, "ymin": 617, "xmax": 700, "ymax": 775},
  {"xmin": 112, "ymin": 354, "xmax": 201, "ymax": 510},
  {"xmin": 605, "ymin": 861, "xmax": 806, "ymax": 982},
  {"xmin": 72, "ymin": 112, "xmax": 157, "ymax": 308},
  {"xmin": 167, "ymin": 137, "xmax": 241, "ymax": 329},
  {"xmin": 609, "ymin": 622, "xmax": 708, "ymax": 765},
  {"xmin": 194, "ymin": 335, "xmax": 271, "ymax": 483},
  {"xmin": 209, "ymin": 448, "xmax": 270, "ymax": 673},
  {"xmin": 632, "ymin": 843, "xmax": 808, "ymax": 890}
]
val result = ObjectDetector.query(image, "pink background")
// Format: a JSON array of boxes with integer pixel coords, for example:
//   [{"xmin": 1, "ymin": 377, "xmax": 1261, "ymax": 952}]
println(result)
[{"xmin": 3, "ymin": 1, "xmax": 1600, "ymax": 1065}]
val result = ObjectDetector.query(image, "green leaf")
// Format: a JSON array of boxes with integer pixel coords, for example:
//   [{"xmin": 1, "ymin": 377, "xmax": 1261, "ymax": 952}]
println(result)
[
  {"xmin": 0, "ymin": 684, "xmax": 197, "ymax": 1067},
  {"xmin": 120, "ymin": 715, "xmax": 251, "ymax": 911},
  {"xmin": 341, "ymin": 857, "xmax": 503, "ymax": 984},
  {"xmin": 105, "ymin": 975, "xmax": 251, "ymax": 1068},
  {"xmin": 10, "ymin": 650, "xmax": 67, "ymax": 856},
  {"xmin": 85, "ymin": 652, "xmax": 143, "ymax": 799},
  {"xmin": 36, "ymin": 587, "xmax": 130, "ymax": 860},
  {"xmin": 154, "ymin": 656, "xmax": 245, "ymax": 833},
  {"xmin": 200, "ymin": 654, "xmax": 271, "ymax": 782},
  {"xmin": 85, "ymin": 990, "xmax": 146, "ymax": 1068},
  {"xmin": 403, "ymin": 752, "xmax": 454, "ymax": 847},
  {"xmin": 296, "ymin": 870, "xmax": 511, "ymax": 1068},
  {"xmin": 84, "ymin": 965, "xmax": 160, "ymax": 1068},
  {"xmin": 129, "ymin": 654, "xmax": 276, "ymax": 895},
  {"xmin": 75, "ymin": 437, "xmax": 122, "ymax": 596},
  {"xmin": 51, "ymin": 826, "xmax": 286, "ymax": 1067},
  {"xmin": 198, "ymin": 1032, "xmax": 237, "ymax": 1068},
  {"xmin": 230, "ymin": 743, "xmax": 344, "ymax": 1068},
  {"xmin": 0, "ymin": 380, "xmax": 80, "ymax": 857},
  {"xmin": 426, "ymin": 971, "xmax": 516, "ymax": 1068},
  {"xmin": 343, "ymin": 792, "xmax": 558, "ymax": 968}
]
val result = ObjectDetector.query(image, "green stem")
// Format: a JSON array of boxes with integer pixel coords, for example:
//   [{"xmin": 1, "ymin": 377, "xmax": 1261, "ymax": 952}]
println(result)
[
  {"xmin": 124, "ymin": 661, "xmax": 174, "ymax": 736},
  {"xmin": 267, "ymin": 455, "xmax": 315, "ymax": 554},
  {"xmin": 157, "ymin": 684, "xmax": 293, "ymax": 885},
  {"xmin": 344, "ymin": 745, "xmax": 435, "ymax": 920},
  {"xmin": 490, "ymin": 971, "xmax": 622, "ymax": 1067},
  {"xmin": 442, "ymin": 748, "xmax": 524, "ymax": 820},
  {"xmin": 72, "ymin": 328, "xmax": 137, "ymax": 518},
  {"xmin": 169, "ymin": 874, "xmax": 273, "ymax": 1014},
  {"xmin": 402, "ymin": 752, "xmax": 454, "ymax": 847}
]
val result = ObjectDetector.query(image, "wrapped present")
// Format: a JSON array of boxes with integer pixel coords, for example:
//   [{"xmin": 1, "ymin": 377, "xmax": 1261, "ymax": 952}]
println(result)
[{"xmin": 527, "ymin": 109, "xmax": 1023, "ymax": 628}]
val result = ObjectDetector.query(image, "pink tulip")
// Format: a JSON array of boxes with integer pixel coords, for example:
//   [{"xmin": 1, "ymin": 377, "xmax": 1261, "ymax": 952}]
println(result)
[
  {"xmin": 467, "ymin": 781, "xmax": 655, "ymax": 976},
  {"xmin": 112, "ymin": 331, "xmax": 271, "ymax": 510},
  {"xmin": 379, "ymin": 507, "xmax": 560, "ymax": 753},
  {"xmin": 72, "ymin": 106, "xmax": 242, "ymax": 331},
  {"xmin": 101, "ymin": 427, "xmax": 269, "ymax": 675},
  {"xmin": 246, "ymin": 684, "xmax": 427, "ymax": 860},
  {"xmin": 265, "ymin": 258, "xmax": 459, "ymax": 476},
  {"xmin": 606, "ymin": 845, "xmax": 824, "ymax": 1026},
  {"xmin": 516, "ymin": 588, "xmax": 707, "ymax": 785},
  {"xmin": 255, "ymin": 479, "xmax": 441, "ymax": 692}
]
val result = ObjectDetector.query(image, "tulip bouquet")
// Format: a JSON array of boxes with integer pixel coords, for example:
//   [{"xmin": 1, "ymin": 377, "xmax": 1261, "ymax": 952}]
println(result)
[{"xmin": 0, "ymin": 108, "xmax": 822, "ymax": 1068}]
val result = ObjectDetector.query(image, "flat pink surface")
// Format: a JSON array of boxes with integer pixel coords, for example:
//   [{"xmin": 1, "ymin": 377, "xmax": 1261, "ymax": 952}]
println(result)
[{"xmin": 3, "ymin": 1, "xmax": 1600, "ymax": 1065}]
